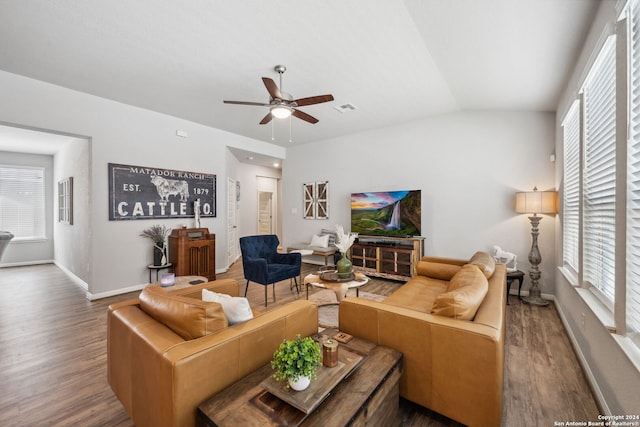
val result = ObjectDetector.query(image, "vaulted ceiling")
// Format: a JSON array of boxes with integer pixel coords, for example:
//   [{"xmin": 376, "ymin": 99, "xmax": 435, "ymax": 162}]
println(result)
[{"xmin": 0, "ymin": 0, "xmax": 600, "ymax": 148}]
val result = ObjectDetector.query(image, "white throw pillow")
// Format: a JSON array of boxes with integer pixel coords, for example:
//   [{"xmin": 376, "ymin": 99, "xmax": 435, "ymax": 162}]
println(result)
[
  {"xmin": 202, "ymin": 289, "xmax": 253, "ymax": 325},
  {"xmin": 309, "ymin": 233, "xmax": 329, "ymax": 248}
]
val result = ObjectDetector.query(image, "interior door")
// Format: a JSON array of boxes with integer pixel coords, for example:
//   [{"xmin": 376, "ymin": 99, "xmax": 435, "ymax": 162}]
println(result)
[
  {"xmin": 227, "ymin": 177, "xmax": 239, "ymax": 263},
  {"xmin": 258, "ymin": 191, "xmax": 273, "ymax": 235}
]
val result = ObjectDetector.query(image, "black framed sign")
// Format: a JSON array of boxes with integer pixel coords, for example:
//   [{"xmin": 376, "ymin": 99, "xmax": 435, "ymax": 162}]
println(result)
[{"xmin": 108, "ymin": 163, "xmax": 216, "ymax": 220}]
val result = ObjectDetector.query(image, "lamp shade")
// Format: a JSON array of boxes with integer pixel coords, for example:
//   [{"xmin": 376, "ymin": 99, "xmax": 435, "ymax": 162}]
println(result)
[{"xmin": 515, "ymin": 188, "xmax": 557, "ymax": 214}]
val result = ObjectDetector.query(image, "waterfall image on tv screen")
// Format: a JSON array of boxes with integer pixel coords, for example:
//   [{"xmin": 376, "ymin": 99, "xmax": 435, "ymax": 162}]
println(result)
[{"xmin": 350, "ymin": 190, "xmax": 421, "ymax": 237}]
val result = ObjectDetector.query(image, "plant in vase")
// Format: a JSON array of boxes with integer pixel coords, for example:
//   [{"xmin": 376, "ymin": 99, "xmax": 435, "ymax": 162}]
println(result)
[
  {"xmin": 271, "ymin": 334, "xmax": 321, "ymax": 391},
  {"xmin": 139, "ymin": 224, "xmax": 170, "ymax": 266},
  {"xmin": 335, "ymin": 224, "xmax": 357, "ymax": 279}
]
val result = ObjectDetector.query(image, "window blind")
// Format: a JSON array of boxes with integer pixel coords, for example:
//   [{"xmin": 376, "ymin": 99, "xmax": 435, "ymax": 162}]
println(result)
[
  {"xmin": 582, "ymin": 36, "xmax": 617, "ymax": 303},
  {"xmin": 563, "ymin": 100, "xmax": 581, "ymax": 273},
  {"xmin": 0, "ymin": 166, "xmax": 45, "ymax": 239},
  {"xmin": 627, "ymin": 0, "xmax": 640, "ymax": 336}
]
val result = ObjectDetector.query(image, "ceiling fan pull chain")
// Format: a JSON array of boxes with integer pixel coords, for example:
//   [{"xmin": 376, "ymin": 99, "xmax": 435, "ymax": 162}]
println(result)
[{"xmin": 289, "ymin": 116, "xmax": 293, "ymax": 143}]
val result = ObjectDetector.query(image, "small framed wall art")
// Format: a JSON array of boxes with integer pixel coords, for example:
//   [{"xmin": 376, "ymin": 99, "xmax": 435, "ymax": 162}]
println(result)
[
  {"xmin": 303, "ymin": 181, "xmax": 329, "ymax": 220},
  {"xmin": 58, "ymin": 177, "xmax": 73, "ymax": 225}
]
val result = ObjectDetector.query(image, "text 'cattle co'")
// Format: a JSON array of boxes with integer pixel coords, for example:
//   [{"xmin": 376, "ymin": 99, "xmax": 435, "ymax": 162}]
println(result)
[{"xmin": 108, "ymin": 163, "xmax": 216, "ymax": 220}]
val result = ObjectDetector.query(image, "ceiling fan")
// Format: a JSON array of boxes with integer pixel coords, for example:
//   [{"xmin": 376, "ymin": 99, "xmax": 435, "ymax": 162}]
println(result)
[{"xmin": 223, "ymin": 65, "xmax": 334, "ymax": 125}]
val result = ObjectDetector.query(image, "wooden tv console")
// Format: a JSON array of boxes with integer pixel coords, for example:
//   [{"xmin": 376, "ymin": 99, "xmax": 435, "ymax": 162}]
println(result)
[{"xmin": 350, "ymin": 236, "xmax": 425, "ymax": 281}]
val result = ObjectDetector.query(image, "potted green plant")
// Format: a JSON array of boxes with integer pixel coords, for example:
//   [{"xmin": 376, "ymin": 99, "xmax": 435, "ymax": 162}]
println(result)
[
  {"xmin": 139, "ymin": 224, "xmax": 170, "ymax": 266},
  {"xmin": 271, "ymin": 334, "xmax": 321, "ymax": 391}
]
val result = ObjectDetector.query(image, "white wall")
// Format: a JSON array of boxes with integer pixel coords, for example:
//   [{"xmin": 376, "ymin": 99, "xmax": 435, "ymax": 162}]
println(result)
[
  {"xmin": 53, "ymin": 137, "xmax": 90, "ymax": 284},
  {"xmin": 553, "ymin": 0, "xmax": 639, "ymax": 415},
  {"xmin": 0, "ymin": 70, "xmax": 285, "ymax": 298},
  {"xmin": 236, "ymin": 162, "xmax": 282, "ymax": 239},
  {"xmin": 283, "ymin": 111, "xmax": 557, "ymax": 293},
  {"xmin": 0, "ymin": 150, "xmax": 54, "ymax": 265}
]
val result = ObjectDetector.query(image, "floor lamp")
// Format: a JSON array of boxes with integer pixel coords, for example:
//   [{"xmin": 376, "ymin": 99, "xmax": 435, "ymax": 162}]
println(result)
[{"xmin": 515, "ymin": 187, "xmax": 557, "ymax": 307}]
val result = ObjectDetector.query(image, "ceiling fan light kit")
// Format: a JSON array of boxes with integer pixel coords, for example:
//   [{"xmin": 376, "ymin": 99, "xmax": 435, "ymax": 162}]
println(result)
[
  {"xmin": 223, "ymin": 64, "xmax": 334, "ymax": 125},
  {"xmin": 270, "ymin": 105, "xmax": 292, "ymax": 119}
]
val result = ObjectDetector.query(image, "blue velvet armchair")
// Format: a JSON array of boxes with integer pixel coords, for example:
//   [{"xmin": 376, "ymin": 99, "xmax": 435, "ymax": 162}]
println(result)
[{"xmin": 239, "ymin": 235, "xmax": 301, "ymax": 306}]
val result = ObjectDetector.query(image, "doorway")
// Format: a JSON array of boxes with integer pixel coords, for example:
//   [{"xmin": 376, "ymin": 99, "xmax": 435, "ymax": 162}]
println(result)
[
  {"xmin": 227, "ymin": 177, "xmax": 239, "ymax": 263},
  {"xmin": 258, "ymin": 191, "xmax": 273, "ymax": 234},
  {"xmin": 256, "ymin": 176, "xmax": 279, "ymax": 236}
]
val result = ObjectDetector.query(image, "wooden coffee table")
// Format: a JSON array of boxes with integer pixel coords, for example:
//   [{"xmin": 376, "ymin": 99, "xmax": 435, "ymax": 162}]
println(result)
[{"xmin": 196, "ymin": 329, "xmax": 403, "ymax": 426}]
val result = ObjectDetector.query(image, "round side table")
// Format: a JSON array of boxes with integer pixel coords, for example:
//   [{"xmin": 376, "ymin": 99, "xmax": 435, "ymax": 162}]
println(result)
[
  {"xmin": 506, "ymin": 270, "xmax": 525, "ymax": 304},
  {"xmin": 290, "ymin": 249, "xmax": 314, "ymax": 289},
  {"xmin": 147, "ymin": 263, "xmax": 173, "ymax": 282}
]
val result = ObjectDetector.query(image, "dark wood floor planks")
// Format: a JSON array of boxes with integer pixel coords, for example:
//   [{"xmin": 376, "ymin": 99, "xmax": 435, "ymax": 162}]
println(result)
[{"xmin": 0, "ymin": 261, "xmax": 599, "ymax": 426}]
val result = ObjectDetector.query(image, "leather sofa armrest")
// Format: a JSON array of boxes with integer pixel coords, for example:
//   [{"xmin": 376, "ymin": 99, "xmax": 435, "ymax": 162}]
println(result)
[{"xmin": 107, "ymin": 297, "xmax": 141, "ymax": 313}]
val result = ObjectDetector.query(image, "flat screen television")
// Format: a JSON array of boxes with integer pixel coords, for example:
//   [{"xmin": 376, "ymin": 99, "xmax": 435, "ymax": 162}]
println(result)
[{"xmin": 350, "ymin": 190, "xmax": 421, "ymax": 237}]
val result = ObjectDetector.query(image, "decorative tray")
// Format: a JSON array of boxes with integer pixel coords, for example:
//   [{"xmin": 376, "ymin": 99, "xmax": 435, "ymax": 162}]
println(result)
[
  {"xmin": 319, "ymin": 271, "xmax": 355, "ymax": 282},
  {"xmin": 260, "ymin": 346, "xmax": 364, "ymax": 414}
]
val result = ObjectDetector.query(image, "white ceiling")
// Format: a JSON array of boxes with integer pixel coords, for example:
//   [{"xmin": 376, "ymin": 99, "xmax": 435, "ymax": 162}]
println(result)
[{"xmin": 0, "ymin": 0, "xmax": 599, "ymax": 152}]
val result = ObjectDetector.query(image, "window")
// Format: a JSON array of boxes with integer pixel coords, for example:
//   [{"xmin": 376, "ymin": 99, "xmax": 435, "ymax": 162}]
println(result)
[
  {"xmin": 562, "ymin": 100, "xmax": 581, "ymax": 274},
  {"xmin": 561, "ymin": 0, "xmax": 640, "ymax": 349},
  {"xmin": 0, "ymin": 165, "xmax": 46, "ymax": 240},
  {"xmin": 581, "ymin": 36, "xmax": 617, "ymax": 304},
  {"xmin": 627, "ymin": 0, "xmax": 640, "ymax": 338}
]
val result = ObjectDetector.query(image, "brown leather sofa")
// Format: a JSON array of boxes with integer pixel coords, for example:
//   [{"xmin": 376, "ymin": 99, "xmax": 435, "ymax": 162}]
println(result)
[
  {"xmin": 339, "ymin": 253, "xmax": 506, "ymax": 427},
  {"xmin": 107, "ymin": 279, "xmax": 318, "ymax": 427}
]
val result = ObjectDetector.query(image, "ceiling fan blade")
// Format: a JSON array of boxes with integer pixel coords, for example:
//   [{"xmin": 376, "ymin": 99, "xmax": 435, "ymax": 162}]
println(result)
[
  {"xmin": 223, "ymin": 100, "xmax": 270, "ymax": 106},
  {"xmin": 292, "ymin": 109, "xmax": 319, "ymax": 124},
  {"xmin": 262, "ymin": 77, "xmax": 282, "ymax": 100},
  {"xmin": 294, "ymin": 94, "xmax": 334, "ymax": 107},
  {"xmin": 259, "ymin": 112, "xmax": 273, "ymax": 125}
]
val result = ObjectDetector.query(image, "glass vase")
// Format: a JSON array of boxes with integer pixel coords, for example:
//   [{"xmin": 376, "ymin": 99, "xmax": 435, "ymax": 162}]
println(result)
[
  {"xmin": 153, "ymin": 245, "xmax": 165, "ymax": 266},
  {"xmin": 336, "ymin": 252, "xmax": 352, "ymax": 279}
]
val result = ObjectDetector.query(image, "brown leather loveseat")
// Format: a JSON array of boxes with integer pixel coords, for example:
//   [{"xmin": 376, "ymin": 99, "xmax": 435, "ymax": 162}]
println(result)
[
  {"xmin": 107, "ymin": 279, "xmax": 318, "ymax": 427},
  {"xmin": 339, "ymin": 252, "xmax": 506, "ymax": 427}
]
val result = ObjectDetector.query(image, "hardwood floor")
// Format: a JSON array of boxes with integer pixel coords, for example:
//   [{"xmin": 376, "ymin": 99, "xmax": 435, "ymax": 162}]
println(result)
[
  {"xmin": 0, "ymin": 264, "xmax": 134, "ymax": 427},
  {"xmin": 0, "ymin": 261, "xmax": 599, "ymax": 426}
]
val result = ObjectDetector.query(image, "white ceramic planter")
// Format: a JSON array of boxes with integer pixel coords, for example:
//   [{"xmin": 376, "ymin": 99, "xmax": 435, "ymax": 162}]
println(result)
[{"xmin": 288, "ymin": 375, "xmax": 311, "ymax": 391}]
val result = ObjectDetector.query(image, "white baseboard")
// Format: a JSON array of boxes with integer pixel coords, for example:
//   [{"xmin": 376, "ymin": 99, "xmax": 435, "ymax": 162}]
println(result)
[
  {"xmin": 506, "ymin": 291, "xmax": 609, "ymax": 413},
  {"xmin": 0, "ymin": 259, "xmax": 54, "ymax": 267},
  {"xmin": 86, "ymin": 269, "xmax": 232, "ymax": 301},
  {"xmin": 86, "ymin": 283, "xmax": 146, "ymax": 301},
  {"xmin": 54, "ymin": 261, "xmax": 89, "ymax": 291},
  {"xmin": 552, "ymin": 298, "xmax": 610, "ymax": 415}
]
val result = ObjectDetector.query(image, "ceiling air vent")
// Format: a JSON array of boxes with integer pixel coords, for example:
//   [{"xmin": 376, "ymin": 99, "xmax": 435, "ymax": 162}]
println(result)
[{"xmin": 333, "ymin": 103, "xmax": 358, "ymax": 113}]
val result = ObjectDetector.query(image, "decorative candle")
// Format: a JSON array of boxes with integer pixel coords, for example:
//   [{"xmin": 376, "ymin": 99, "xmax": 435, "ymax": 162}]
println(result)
[
  {"xmin": 160, "ymin": 273, "xmax": 175, "ymax": 287},
  {"xmin": 322, "ymin": 339, "xmax": 339, "ymax": 368}
]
